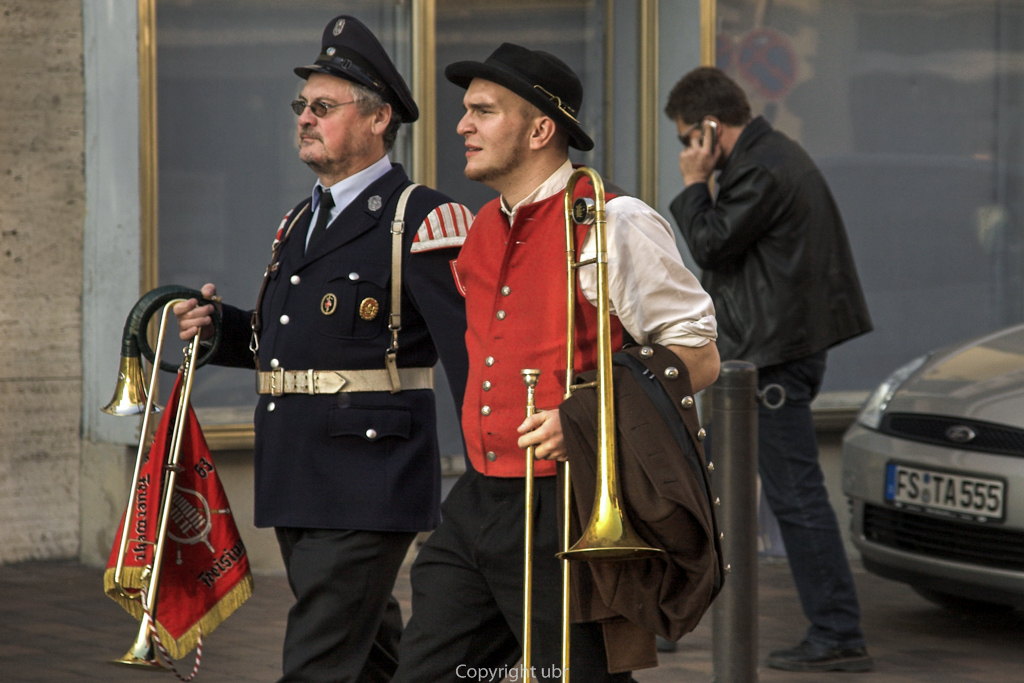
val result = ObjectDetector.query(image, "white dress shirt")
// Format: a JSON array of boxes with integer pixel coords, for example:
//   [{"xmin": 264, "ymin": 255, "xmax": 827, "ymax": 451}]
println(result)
[{"xmin": 501, "ymin": 159, "xmax": 717, "ymax": 348}]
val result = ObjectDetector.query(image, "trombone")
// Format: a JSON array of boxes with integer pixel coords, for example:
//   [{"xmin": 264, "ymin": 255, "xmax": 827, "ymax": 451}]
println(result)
[
  {"xmin": 559, "ymin": 168, "xmax": 661, "ymax": 562},
  {"xmin": 520, "ymin": 168, "xmax": 662, "ymax": 682},
  {"xmin": 103, "ymin": 285, "xmax": 221, "ymax": 668}
]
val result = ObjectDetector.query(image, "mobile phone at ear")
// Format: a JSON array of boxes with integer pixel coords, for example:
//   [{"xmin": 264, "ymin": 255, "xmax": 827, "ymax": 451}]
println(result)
[{"xmin": 701, "ymin": 120, "xmax": 718, "ymax": 150}]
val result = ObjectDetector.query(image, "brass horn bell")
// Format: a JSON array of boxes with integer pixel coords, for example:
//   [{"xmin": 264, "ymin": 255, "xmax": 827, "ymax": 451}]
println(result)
[
  {"xmin": 102, "ymin": 355, "xmax": 160, "ymax": 417},
  {"xmin": 102, "ymin": 285, "xmax": 222, "ymax": 416}
]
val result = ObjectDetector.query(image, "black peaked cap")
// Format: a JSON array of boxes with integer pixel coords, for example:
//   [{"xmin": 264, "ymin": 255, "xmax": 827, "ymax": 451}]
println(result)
[
  {"xmin": 295, "ymin": 15, "xmax": 418, "ymax": 123},
  {"xmin": 445, "ymin": 43, "xmax": 594, "ymax": 151}
]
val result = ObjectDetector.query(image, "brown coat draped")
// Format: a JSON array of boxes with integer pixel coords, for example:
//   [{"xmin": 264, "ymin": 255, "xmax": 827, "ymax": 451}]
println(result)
[{"xmin": 559, "ymin": 343, "xmax": 725, "ymax": 673}]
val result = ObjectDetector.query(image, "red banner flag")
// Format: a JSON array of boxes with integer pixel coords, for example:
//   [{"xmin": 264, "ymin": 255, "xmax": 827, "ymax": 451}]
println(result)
[{"xmin": 104, "ymin": 373, "xmax": 254, "ymax": 659}]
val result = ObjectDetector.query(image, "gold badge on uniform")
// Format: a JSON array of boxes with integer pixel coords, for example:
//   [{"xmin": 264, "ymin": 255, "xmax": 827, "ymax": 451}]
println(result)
[
  {"xmin": 359, "ymin": 297, "xmax": 379, "ymax": 321},
  {"xmin": 321, "ymin": 293, "xmax": 338, "ymax": 315}
]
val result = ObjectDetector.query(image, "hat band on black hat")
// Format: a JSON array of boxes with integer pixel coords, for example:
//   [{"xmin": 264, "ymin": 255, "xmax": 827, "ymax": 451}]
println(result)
[
  {"xmin": 319, "ymin": 47, "xmax": 387, "ymax": 94},
  {"xmin": 533, "ymin": 85, "xmax": 579, "ymax": 123}
]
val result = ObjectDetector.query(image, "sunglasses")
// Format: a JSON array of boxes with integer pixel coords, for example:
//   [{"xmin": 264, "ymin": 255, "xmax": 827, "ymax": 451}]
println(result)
[
  {"xmin": 677, "ymin": 121, "xmax": 702, "ymax": 147},
  {"xmin": 290, "ymin": 99, "xmax": 358, "ymax": 118}
]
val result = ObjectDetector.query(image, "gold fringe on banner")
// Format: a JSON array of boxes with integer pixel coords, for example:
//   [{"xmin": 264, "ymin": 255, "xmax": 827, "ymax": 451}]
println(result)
[
  {"xmin": 156, "ymin": 572, "xmax": 255, "ymax": 659},
  {"xmin": 103, "ymin": 567, "xmax": 255, "ymax": 660},
  {"xmin": 103, "ymin": 566, "xmax": 148, "ymax": 620}
]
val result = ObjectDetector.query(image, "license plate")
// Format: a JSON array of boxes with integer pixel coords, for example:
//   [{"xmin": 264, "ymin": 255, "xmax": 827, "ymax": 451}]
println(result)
[{"xmin": 885, "ymin": 463, "xmax": 1006, "ymax": 522}]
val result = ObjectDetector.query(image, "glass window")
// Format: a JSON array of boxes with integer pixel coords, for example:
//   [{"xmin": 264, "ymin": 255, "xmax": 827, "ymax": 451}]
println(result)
[{"xmin": 715, "ymin": 0, "xmax": 1024, "ymax": 392}]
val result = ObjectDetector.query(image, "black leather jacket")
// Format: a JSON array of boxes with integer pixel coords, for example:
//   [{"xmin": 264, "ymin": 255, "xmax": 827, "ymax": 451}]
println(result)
[{"xmin": 671, "ymin": 116, "xmax": 872, "ymax": 368}]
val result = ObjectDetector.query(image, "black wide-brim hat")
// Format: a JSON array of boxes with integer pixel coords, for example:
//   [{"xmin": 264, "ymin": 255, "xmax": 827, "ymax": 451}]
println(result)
[
  {"xmin": 295, "ymin": 15, "xmax": 418, "ymax": 123},
  {"xmin": 445, "ymin": 43, "xmax": 594, "ymax": 151}
]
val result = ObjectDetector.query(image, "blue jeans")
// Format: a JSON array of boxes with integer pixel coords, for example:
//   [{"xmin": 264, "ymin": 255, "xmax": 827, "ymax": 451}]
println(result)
[{"xmin": 757, "ymin": 351, "xmax": 865, "ymax": 649}]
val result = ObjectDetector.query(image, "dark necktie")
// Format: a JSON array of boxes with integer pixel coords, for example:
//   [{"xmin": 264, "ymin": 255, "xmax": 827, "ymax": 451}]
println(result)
[{"xmin": 307, "ymin": 187, "xmax": 335, "ymax": 252}]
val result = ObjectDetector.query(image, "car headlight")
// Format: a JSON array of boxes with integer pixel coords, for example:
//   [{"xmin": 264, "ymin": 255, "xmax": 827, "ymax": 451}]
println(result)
[{"xmin": 856, "ymin": 354, "xmax": 929, "ymax": 430}]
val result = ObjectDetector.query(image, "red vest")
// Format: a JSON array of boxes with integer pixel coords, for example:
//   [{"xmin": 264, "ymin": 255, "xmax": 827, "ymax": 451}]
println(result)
[{"xmin": 458, "ymin": 184, "xmax": 622, "ymax": 477}]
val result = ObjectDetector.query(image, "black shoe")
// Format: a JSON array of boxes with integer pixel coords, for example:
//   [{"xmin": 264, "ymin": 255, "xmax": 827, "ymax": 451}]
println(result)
[{"xmin": 766, "ymin": 640, "xmax": 874, "ymax": 672}]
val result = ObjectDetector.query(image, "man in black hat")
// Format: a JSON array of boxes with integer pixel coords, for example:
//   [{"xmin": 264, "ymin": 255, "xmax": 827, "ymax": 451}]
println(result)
[
  {"xmin": 173, "ymin": 15, "xmax": 472, "ymax": 683},
  {"xmin": 391, "ymin": 43, "xmax": 720, "ymax": 682}
]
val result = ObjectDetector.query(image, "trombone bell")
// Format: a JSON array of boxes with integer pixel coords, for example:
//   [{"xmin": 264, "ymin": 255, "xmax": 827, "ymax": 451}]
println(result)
[
  {"xmin": 556, "ymin": 498, "xmax": 663, "ymax": 561},
  {"xmin": 102, "ymin": 356, "xmax": 161, "ymax": 417}
]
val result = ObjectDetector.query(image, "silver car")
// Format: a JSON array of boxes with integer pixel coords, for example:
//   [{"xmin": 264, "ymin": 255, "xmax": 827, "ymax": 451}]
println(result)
[{"xmin": 842, "ymin": 323, "xmax": 1024, "ymax": 610}]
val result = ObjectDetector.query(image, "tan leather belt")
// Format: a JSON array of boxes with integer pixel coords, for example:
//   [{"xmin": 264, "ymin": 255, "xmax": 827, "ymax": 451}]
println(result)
[{"xmin": 256, "ymin": 367, "xmax": 433, "ymax": 396}]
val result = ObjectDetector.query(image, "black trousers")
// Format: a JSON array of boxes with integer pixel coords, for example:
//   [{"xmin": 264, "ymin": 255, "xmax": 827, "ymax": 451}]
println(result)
[
  {"xmin": 275, "ymin": 527, "xmax": 416, "ymax": 683},
  {"xmin": 393, "ymin": 469, "xmax": 631, "ymax": 683}
]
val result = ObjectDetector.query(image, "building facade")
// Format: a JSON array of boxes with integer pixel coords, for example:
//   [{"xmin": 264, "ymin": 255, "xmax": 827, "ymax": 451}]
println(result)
[{"xmin": 3, "ymin": 0, "xmax": 1023, "ymax": 569}]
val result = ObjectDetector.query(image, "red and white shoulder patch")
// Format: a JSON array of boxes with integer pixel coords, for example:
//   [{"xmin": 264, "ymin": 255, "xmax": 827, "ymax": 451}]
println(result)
[
  {"xmin": 411, "ymin": 202, "xmax": 474, "ymax": 253},
  {"xmin": 274, "ymin": 209, "xmax": 293, "ymax": 244}
]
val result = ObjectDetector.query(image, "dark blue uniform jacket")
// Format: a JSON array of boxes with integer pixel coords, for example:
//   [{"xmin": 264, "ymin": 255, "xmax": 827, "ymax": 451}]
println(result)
[{"xmin": 214, "ymin": 165, "xmax": 468, "ymax": 532}]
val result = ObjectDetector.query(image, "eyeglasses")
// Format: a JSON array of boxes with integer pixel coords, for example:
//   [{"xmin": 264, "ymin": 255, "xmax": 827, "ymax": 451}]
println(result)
[
  {"xmin": 677, "ymin": 122, "xmax": 702, "ymax": 147},
  {"xmin": 290, "ymin": 99, "xmax": 358, "ymax": 118}
]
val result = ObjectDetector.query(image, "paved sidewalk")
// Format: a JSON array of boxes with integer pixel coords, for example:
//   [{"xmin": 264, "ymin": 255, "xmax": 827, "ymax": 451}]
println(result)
[{"xmin": 1, "ymin": 557, "xmax": 1022, "ymax": 682}]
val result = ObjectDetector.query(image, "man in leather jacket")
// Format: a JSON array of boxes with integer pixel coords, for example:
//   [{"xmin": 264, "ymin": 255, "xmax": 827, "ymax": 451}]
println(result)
[{"xmin": 667, "ymin": 66, "xmax": 874, "ymax": 674}]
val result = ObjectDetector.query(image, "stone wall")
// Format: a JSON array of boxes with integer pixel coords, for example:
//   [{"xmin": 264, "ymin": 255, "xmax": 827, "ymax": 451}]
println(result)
[{"xmin": 0, "ymin": 0, "xmax": 85, "ymax": 562}]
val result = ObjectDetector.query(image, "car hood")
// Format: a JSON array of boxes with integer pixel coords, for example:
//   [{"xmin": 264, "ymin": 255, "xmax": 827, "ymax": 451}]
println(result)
[{"xmin": 888, "ymin": 324, "xmax": 1024, "ymax": 428}]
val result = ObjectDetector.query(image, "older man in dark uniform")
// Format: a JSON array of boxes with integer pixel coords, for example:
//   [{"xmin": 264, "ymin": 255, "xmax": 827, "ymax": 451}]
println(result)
[{"xmin": 174, "ymin": 15, "xmax": 472, "ymax": 683}]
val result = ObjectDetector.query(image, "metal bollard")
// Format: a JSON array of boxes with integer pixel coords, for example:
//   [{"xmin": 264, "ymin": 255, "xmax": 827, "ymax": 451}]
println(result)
[{"xmin": 710, "ymin": 361, "xmax": 759, "ymax": 683}]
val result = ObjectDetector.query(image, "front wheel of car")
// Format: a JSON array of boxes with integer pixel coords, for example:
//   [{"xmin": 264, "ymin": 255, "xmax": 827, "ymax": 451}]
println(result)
[{"xmin": 911, "ymin": 586, "xmax": 1016, "ymax": 614}]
